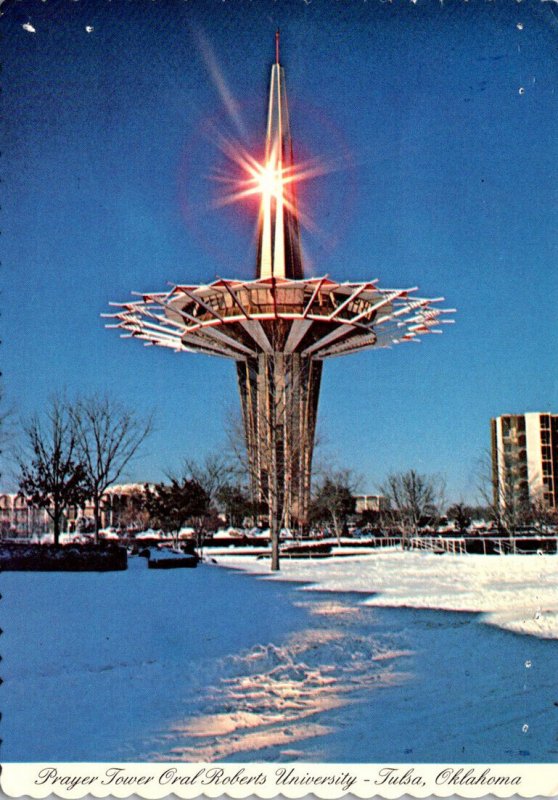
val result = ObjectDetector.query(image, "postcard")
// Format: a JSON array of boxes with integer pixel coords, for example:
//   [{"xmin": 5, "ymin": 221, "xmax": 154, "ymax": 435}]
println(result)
[{"xmin": 1, "ymin": 0, "xmax": 557, "ymax": 797}]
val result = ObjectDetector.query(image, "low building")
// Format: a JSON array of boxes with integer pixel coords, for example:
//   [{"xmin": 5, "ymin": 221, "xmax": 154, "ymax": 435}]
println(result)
[
  {"xmin": 0, "ymin": 494, "xmax": 50, "ymax": 536},
  {"xmin": 0, "ymin": 483, "xmax": 149, "ymax": 537},
  {"xmin": 354, "ymin": 494, "xmax": 389, "ymax": 514}
]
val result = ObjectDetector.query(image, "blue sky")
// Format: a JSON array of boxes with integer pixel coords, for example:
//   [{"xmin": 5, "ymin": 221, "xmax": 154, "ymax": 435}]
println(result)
[{"xmin": 3, "ymin": 0, "xmax": 557, "ymax": 502}]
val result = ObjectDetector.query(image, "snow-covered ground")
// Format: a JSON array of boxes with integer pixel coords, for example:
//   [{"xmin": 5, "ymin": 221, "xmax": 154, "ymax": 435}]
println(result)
[
  {"xmin": 2, "ymin": 552, "xmax": 558, "ymax": 763},
  {"xmin": 214, "ymin": 549, "xmax": 558, "ymax": 639}
]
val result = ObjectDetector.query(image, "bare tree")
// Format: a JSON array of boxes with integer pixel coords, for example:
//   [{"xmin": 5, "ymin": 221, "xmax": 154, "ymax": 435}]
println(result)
[
  {"xmin": 380, "ymin": 469, "xmax": 445, "ymax": 546},
  {"xmin": 225, "ymin": 404, "xmax": 286, "ymax": 566},
  {"xmin": 446, "ymin": 502, "xmax": 473, "ymax": 534},
  {"xmin": 529, "ymin": 491, "xmax": 558, "ymax": 532},
  {"xmin": 0, "ymin": 384, "xmax": 15, "ymax": 477},
  {"xmin": 18, "ymin": 397, "xmax": 89, "ymax": 544},
  {"xmin": 111, "ymin": 488, "xmax": 151, "ymax": 533},
  {"xmin": 476, "ymin": 448, "xmax": 530, "ymax": 535},
  {"xmin": 309, "ymin": 467, "xmax": 359, "ymax": 543},
  {"xmin": 225, "ymin": 378, "xmax": 324, "ymax": 572},
  {"xmin": 224, "ymin": 406, "xmax": 251, "ymax": 479},
  {"xmin": 71, "ymin": 395, "xmax": 153, "ymax": 541},
  {"xmin": 183, "ymin": 451, "xmax": 238, "ymax": 508}
]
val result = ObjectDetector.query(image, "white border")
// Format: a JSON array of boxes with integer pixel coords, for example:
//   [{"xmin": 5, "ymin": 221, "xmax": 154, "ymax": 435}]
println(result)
[{"xmin": 1, "ymin": 763, "xmax": 557, "ymax": 799}]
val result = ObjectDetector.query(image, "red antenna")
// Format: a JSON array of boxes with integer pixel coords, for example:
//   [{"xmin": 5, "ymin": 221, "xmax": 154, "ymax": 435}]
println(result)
[{"xmin": 275, "ymin": 29, "xmax": 280, "ymax": 64}]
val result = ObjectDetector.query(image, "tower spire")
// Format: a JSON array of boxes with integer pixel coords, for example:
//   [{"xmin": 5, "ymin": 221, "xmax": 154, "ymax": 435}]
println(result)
[{"xmin": 256, "ymin": 33, "xmax": 304, "ymax": 281}]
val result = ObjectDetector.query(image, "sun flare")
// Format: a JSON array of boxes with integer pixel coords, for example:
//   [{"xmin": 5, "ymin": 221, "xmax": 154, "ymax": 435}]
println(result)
[
  {"xmin": 209, "ymin": 133, "xmax": 328, "ymax": 238},
  {"xmin": 254, "ymin": 159, "xmax": 282, "ymax": 198}
]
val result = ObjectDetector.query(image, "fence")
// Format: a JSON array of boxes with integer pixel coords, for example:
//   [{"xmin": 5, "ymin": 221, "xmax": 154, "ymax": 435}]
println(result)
[{"xmin": 409, "ymin": 537, "xmax": 467, "ymax": 555}]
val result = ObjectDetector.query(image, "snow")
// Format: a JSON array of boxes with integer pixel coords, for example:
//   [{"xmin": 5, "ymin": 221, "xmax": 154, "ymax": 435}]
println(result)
[
  {"xmin": 1, "ymin": 558, "xmax": 310, "ymax": 761},
  {"xmin": 30, "ymin": 532, "xmax": 92, "ymax": 545},
  {"xmin": 134, "ymin": 529, "xmax": 166, "ymax": 540},
  {"xmin": 2, "ymin": 552, "xmax": 558, "ymax": 763},
  {"xmin": 98, "ymin": 529, "xmax": 120, "ymax": 540},
  {"xmin": 147, "ymin": 548, "xmax": 196, "ymax": 562},
  {"xmin": 215, "ymin": 549, "xmax": 558, "ymax": 640},
  {"xmin": 213, "ymin": 527, "xmax": 245, "ymax": 539}
]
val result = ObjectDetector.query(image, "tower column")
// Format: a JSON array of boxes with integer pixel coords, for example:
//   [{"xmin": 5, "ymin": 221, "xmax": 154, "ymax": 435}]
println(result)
[{"xmin": 236, "ymin": 354, "xmax": 322, "ymax": 536}]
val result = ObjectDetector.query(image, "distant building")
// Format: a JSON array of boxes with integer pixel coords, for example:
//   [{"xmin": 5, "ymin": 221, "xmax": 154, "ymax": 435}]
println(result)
[
  {"xmin": 354, "ymin": 494, "xmax": 389, "ymax": 515},
  {"xmin": 0, "ymin": 483, "xmax": 148, "ymax": 537},
  {"xmin": 491, "ymin": 412, "xmax": 558, "ymax": 513},
  {"xmin": 100, "ymin": 483, "xmax": 149, "ymax": 529},
  {"xmin": 0, "ymin": 494, "xmax": 50, "ymax": 536}
]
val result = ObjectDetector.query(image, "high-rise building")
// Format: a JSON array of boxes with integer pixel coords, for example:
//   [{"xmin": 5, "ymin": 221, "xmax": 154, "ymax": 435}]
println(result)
[
  {"xmin": 106, "ymin": 37, "xmax": 453, "ymax": 566},
  {"xmin": 491, "ymin": 412, "xmax": 558, "ymax": 513}
]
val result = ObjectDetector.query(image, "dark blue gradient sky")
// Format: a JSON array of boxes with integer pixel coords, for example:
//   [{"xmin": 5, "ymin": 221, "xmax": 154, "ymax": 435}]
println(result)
[{"xmin": 3, "ymin": 0, "xmax": 558, "ymax": 501}]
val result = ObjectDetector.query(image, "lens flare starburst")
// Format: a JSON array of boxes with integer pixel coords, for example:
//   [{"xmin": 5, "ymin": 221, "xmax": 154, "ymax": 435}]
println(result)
[{"xmin": 209, "ymin": 132, "xmax": 328, "ymax": 236}]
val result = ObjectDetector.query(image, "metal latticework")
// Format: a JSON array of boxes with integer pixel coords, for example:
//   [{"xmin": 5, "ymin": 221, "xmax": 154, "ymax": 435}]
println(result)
[
  {"xmin": 105, "ymin": 36, "xmax": 454, "ymax": 541},
  {"xmin": 105, "ymin": 276, "xmax": 453, "ymax": 527}
]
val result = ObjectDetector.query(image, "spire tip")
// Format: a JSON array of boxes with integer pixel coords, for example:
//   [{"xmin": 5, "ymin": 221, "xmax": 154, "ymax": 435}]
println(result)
[{"xmin": 275, "ymin": 29, "xmax": 280, "ymax": 64}]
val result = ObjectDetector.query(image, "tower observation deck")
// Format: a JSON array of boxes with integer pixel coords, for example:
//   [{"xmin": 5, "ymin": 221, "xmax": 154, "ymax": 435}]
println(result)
[{"xmin": 106, "ymin": 35, "xmax": 454, "ymax": 569}]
